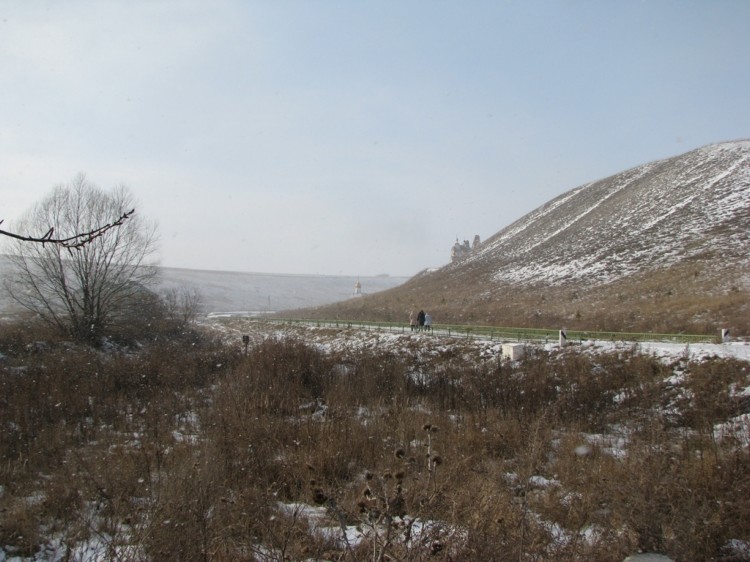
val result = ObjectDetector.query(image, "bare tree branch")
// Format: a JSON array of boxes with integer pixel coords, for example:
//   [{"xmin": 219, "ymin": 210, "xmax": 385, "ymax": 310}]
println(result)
[
  {"xmin": 5, "ymin": 178, "xmax": 158, "ymax": 341},
  {"xmin": 0, "ymin": 209, "xmax": 135, "ymax": 248}
]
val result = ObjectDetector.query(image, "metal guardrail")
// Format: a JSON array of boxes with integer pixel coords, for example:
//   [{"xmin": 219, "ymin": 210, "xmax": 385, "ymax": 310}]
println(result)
[{"xmin": 243, "ymin": 317, "xmax": 719, "ymax": 344}]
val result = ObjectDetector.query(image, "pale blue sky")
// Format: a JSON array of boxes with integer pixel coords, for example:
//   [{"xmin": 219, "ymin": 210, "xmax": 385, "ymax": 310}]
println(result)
[{"xmin": 2, "ymin": 1, "xmax": 748, "ymax": 276}]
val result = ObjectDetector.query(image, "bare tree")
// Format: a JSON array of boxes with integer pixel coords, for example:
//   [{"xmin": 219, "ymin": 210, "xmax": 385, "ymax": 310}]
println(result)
[
  {"xmin": 4, "ymin": 174, "xmax": 159, "ymax": 341},
  {"xmin": 162, "ymin": 286, "xmax": 203, "ymax": 326}
]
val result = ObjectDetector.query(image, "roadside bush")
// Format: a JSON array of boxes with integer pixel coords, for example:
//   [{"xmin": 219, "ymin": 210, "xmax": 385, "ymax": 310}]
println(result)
[{"xmin": 678, "ymin": 357, "xmax": 750, "ymax": 431}]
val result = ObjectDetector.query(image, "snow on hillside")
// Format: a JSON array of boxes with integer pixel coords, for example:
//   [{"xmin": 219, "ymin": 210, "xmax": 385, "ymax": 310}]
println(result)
[
  {"xmin": 463, "ymin": 141, "xmax": 750, "ymax": 287},
  {"xmin": 0, "ymin": 256, "xmax": 409, "ymax": 317},
  {"xmin": 157, "ymin": 267, "xmax": 408, "ymax": 314}
]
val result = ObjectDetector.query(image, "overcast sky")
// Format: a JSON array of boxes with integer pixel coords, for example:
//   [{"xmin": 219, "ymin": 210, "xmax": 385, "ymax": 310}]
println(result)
[{"xmin": 2, "ymin": 1, "xmax": 748, "ymax": 276}]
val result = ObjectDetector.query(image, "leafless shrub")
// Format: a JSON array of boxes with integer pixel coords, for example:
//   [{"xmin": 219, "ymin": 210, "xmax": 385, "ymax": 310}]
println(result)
[{"xmin": 162, "ymin": 286, "xmax": 202, "ymax": 326}]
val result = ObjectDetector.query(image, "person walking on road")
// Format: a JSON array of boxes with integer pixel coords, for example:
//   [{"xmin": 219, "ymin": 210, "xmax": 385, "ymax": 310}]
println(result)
[
  {"xmin": 417, "ymin": 310, "xmax": 425, "ymax": 332},
  {"xmin": 424, "ymin": 312, "xmax": 432, "ymax": 333}
]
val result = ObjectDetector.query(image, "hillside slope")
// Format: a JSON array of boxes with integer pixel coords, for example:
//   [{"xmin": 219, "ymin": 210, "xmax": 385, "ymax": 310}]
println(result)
[
  {"xmin": 0, "ymin": 255, "xmax": 408, "ymax": 318},
  {"xmin": 302, "ymin": 141, "xmax": 750, "ymax": 334},
  {"xmin": 469, "ymin": 140, "xmax": 750, "ymax": 287}
]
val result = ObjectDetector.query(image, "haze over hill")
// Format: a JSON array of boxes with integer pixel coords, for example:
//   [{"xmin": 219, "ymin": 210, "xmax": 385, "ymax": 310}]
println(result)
[
  {"xmin": 0, "ymin": 256, "xmax": 408, "ymax": 319},
  {"xmin": 157, "ymin": 268, "xmax": 408, "ymax": 315},
  {"xmin": 301, "ymin": 141, "xmax": 750, "ymax": 335},
  {"xmin": 3, "ymin": 142, "xmax": 747, "ymax": 333}
]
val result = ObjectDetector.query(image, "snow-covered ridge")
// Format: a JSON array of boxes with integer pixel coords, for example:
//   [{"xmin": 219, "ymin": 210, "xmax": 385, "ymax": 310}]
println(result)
[
  {"xmin": 0, "ymin": 256, "xmax": 409, "ymax": 316},
  {"xmin": 459, "ymin": 140, "xmax": 750, "ymax": 287}
]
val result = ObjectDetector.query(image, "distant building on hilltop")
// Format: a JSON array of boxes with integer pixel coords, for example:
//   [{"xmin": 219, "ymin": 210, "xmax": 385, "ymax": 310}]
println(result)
[{"xmin": 451, "ymin": 235, "xmax": 481, "ymax": 262}]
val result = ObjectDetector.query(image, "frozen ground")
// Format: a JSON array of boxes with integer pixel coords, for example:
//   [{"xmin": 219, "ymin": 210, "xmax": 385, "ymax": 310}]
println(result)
[{"xmin": 209, "ymin": 317, "xmax": 750, "ymax": 363}]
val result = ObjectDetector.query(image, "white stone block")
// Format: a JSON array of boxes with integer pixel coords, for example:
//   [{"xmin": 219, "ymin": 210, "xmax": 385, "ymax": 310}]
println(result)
[{"xmin": 502, "ymin": 343, "xmax": 525, "ymax": 361}]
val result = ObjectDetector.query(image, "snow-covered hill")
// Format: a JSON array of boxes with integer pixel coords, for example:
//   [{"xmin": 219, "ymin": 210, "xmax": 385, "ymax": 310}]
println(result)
[
  {"xmin": 309, "ymin": 141, "xmax": 750, "ymax": 333},
  {"xmin": 157, "ymin": 267, "xmax": 408, "ymax": 314},
  {"xmin": 0, "ymin": 255, "xmax": 408, "ymax": 317},
  {"xmin": 461, "ymin": 140, "xmax": 750, "ymax": 288}
]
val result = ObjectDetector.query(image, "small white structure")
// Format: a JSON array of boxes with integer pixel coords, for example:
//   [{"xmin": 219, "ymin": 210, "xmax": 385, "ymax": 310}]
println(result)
[
  {"xmin": 559, "ymin": 328, "xmax": 568, "ymax": 347},
  {"xmin": 502, "ymin": 343, "xmax": 525, "ymax": 361},
  {"xmin": 353, "ymin": 280, "xmax": 362, "ymax": 297},
  {"xmin": 721, "ymin": 328, "xmax": 731, "ymax": 342}
]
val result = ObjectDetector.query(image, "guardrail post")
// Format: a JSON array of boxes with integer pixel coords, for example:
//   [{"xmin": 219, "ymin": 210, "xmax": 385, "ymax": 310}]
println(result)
[
  {"xmin": 721, "ymin": 328, "xmax": 731, "ymax": 343},
  {"xmin": 559, "ymin": 329, "xmax": 568, "ymax": 347}
]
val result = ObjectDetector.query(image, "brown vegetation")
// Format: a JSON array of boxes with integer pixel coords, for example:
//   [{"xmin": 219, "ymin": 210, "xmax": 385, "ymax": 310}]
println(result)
[
  {"xmin": 2, "ymin": 318, "xmax": 749, "ymax": 560},
  {"xmin": 289, "ymin": 260, "xmax": 749, "ymax": 336}
]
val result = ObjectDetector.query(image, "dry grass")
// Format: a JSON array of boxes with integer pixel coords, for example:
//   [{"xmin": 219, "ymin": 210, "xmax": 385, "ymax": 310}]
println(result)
[
  {"xmin": 289, "ymin": 260, "xmax": 750, "ymax": 336},
  {"xmin": 1, "ymin": 320, "xmax": 749, "ymax": 561}
]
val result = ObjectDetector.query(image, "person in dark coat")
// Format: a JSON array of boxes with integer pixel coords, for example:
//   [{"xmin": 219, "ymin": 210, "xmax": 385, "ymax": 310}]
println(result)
[{"xmin": 417, "ymin": 310, "xmax": 425, "ymax": 331}]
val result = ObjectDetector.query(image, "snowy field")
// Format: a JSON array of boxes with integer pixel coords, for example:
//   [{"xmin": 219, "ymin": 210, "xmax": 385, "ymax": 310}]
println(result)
[{"xmin": 209, "ymin": 317, "xmax": 750, "ymax": 363}]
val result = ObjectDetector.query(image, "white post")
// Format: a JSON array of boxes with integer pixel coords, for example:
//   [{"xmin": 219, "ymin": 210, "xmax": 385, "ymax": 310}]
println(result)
[
  {"xmin": 721, "ymin": 328, "xmax": 731, "ymax": 343},
  {"xmin": 559, "ymin": 328, "xmax": 568, "ymax": 347},
  {"xmin": 502, "ymin": 344, "xmax": 525, "ymax": 361}
]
